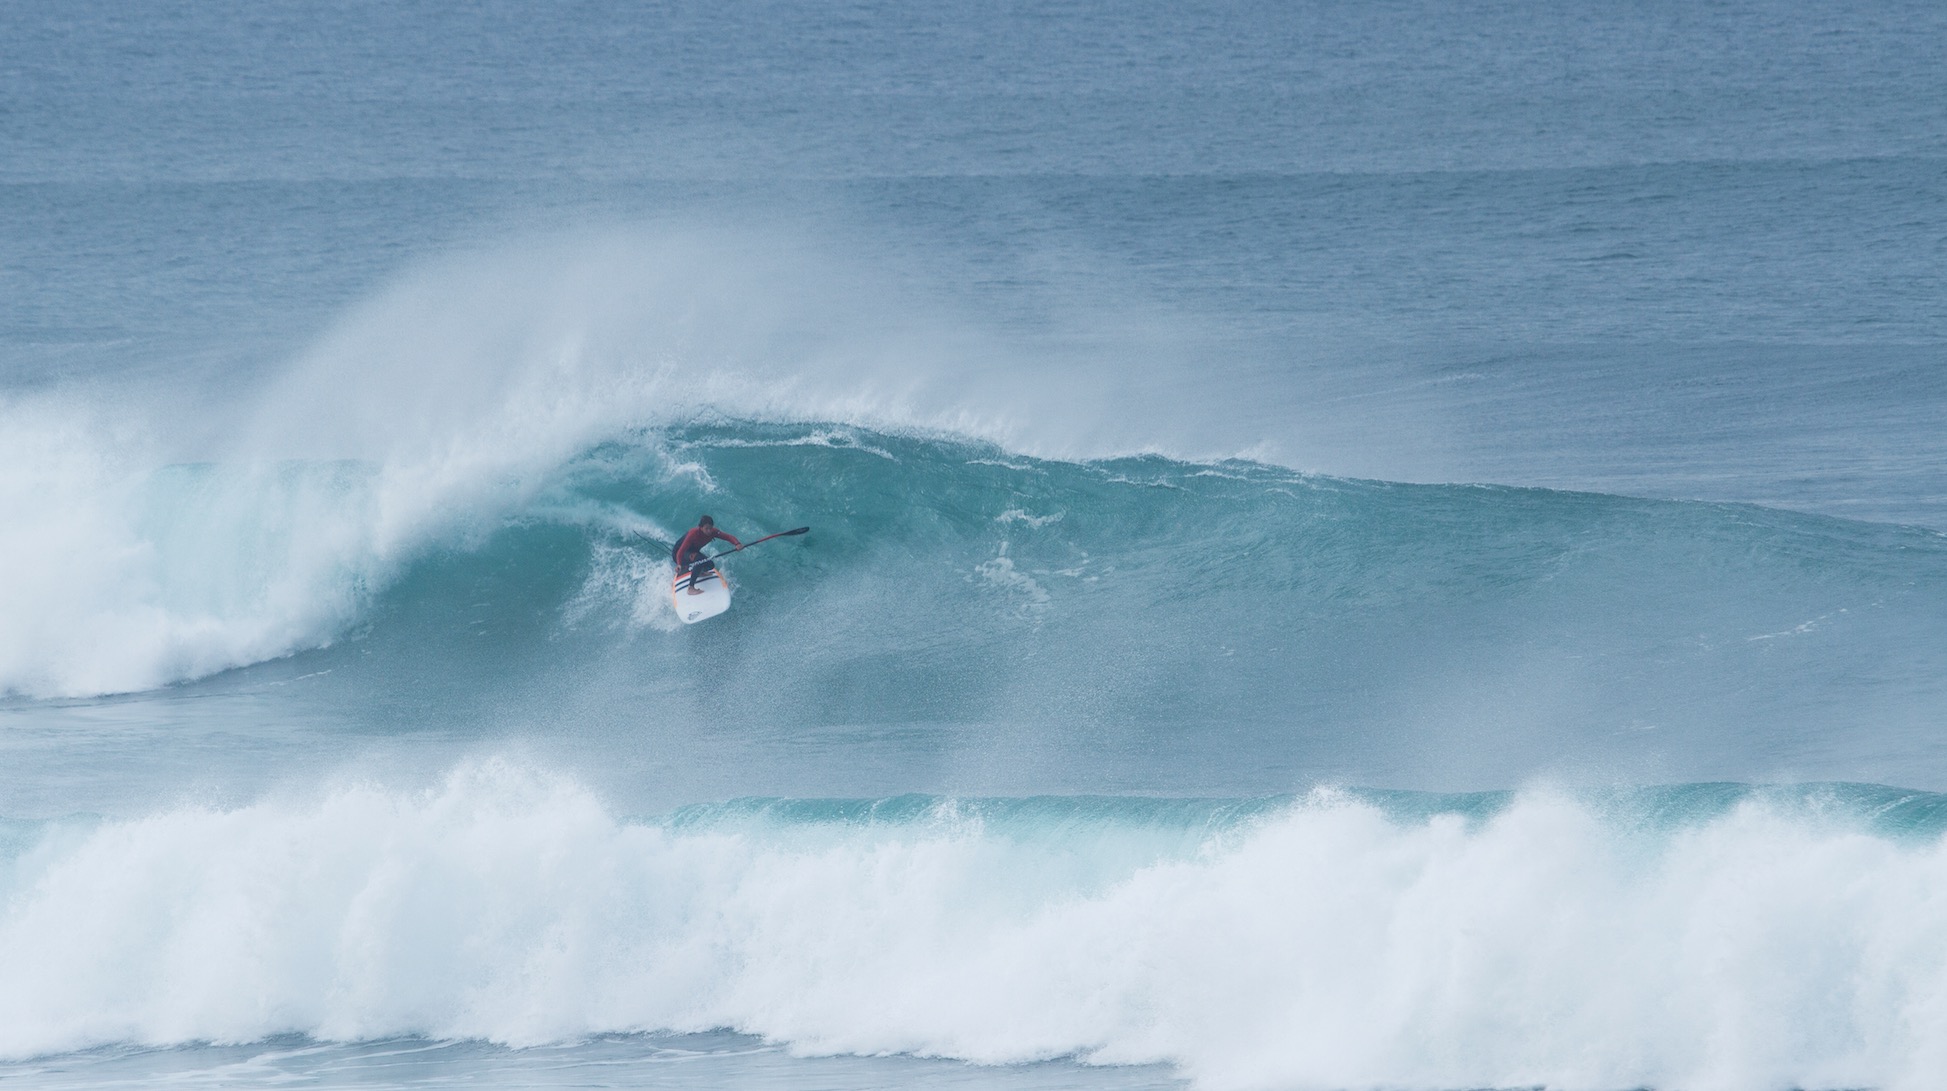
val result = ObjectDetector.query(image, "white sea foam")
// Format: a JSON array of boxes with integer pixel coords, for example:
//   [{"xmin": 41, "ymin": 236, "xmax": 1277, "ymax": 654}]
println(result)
[
  {"xmin": 563, "ymin": 542, "xmax": 681, "ymax": 633},
  {"xmin": 2, "ymin": 763, "xmax": 1944, "ymax": 1090},
  {"xmin": 0, "ymin": 395, "xmax": 390, "ymax": 698},
  {"xmin": 995, "ymin": 508, "xmax": 1064, "ymax": 528},
  {"xmin": 972, "ymin": 544, "xmax": 1052, "ymax": 615}
]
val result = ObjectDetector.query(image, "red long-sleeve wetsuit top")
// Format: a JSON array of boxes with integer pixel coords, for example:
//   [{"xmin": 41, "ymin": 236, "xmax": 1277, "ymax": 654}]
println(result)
[{"xmin": 673, "ymin": 526, "xmax": 741, "ymax": 567}]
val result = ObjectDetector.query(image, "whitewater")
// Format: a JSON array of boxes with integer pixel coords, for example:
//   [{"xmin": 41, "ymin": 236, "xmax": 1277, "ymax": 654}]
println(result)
[
  {"xmin": 5, "ymin": 2, "xmax": 1947, "ymax": 1089},
  {"xmin": 11, "ymin": 766, "xmax": 1947, "ymax": 1090}
]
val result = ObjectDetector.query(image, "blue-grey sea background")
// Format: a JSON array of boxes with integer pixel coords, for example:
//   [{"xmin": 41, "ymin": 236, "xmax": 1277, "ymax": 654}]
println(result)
[{"xmin": 2, "ymin": 2, "xmax": 1945, "ymax": 1088}]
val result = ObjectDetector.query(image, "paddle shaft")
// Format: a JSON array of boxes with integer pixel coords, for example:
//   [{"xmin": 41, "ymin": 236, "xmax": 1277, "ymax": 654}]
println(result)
[{"xmin": 686, "ymin": 526, "xmax": 809, "ymax": 572}]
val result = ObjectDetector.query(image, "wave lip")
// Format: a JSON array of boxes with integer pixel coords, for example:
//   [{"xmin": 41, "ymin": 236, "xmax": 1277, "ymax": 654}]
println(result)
[{"xmin": 5, "ymin": 763, "xmax": 1947, "ymax": 1090}]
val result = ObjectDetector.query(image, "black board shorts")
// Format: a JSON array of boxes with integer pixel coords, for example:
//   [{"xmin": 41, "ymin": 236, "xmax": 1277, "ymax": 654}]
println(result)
[{"xmin": 677, "ymin": 557, "xmax": 717, "ymax": 589}]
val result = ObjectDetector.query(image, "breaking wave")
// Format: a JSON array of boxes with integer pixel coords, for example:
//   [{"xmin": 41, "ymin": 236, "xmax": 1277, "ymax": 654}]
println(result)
[{"xmin": 6, "ymin": 763, "xmax": 1947, "ymax": 1089}]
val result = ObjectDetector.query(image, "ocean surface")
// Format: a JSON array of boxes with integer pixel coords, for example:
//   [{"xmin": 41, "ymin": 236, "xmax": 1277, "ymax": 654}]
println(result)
[{"xmin": 3, "ymin": 2, "xmax": 1946, "ymax": 1088}]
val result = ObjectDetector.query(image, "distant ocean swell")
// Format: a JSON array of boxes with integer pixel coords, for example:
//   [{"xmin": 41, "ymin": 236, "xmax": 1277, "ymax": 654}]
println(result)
[{"xmin": 5, "ymin": 763, "xmax": 1947, "ymax": 1089}]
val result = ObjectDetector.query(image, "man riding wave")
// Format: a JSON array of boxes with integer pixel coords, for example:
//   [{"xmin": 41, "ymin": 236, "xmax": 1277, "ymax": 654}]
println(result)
[{"xmin": 672, "ymin": 515, "xmax": 741, "ymax": 595}]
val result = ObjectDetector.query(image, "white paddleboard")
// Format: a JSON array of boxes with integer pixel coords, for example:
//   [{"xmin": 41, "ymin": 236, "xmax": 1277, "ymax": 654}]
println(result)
[{"xmin": 671, "ymin": 564, "xmax": 733, "ymax": 624}]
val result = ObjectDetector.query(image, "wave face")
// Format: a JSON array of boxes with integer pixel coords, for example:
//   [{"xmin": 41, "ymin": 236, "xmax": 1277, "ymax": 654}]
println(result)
[
  {"xmin": 6, "ymin": 762, "xmax": 1947, "ymax": 1090},
  {"xmin": 7, "ymin": 419, "xmax": 1946, "ymax": 790}
]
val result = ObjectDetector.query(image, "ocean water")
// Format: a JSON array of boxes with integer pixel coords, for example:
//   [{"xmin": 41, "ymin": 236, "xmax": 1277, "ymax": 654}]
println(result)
[{"xmin": 3, "ymin": 1, "xmax": 1946, "ymax": 1088}]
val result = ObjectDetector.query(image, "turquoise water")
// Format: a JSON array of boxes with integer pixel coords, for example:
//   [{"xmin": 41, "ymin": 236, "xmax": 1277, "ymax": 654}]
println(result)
[{"xmin": 3, "ymin": 1, "xmax": 1946, "ymax": 1088}]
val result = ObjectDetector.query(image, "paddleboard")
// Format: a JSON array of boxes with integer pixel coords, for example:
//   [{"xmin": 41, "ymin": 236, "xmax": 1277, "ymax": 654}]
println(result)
[{"xmin": 671, "ymin": 563, "xmax": 733, "ymax": 624}]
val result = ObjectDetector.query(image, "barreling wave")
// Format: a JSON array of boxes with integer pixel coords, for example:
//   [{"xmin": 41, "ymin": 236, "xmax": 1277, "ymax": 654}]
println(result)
[
  {"xmin": 5, "ymin": 761, "xmax": 1947, "ymax": 1090},
  {"xmin": 3, "ymin": 418, "xmax": 1946, "ymax": 775},
  {"xmin": 5, "ymin": 226, "xmax": 1942, "ymax": 749},
  {"xmin": 3, "ymin": 420, "xmax": 1942, "ymax": 777}
]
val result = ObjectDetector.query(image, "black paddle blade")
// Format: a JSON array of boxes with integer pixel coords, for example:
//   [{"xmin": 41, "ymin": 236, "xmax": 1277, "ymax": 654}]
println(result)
[{"xmin": 782, "ymin": 526, "xmax": 810, "ymax": 535}]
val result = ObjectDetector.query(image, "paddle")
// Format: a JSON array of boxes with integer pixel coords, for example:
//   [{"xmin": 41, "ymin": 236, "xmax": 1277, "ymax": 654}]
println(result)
[{"xmin": 687, "ymin": 526, "xmax": 810, "ymax": 573}]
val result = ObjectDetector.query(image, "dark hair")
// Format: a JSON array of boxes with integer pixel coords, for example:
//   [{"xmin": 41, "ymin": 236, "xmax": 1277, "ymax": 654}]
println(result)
[{"xmin": 699, "ymin": 515, "xmax": 714, "ymax": 527}]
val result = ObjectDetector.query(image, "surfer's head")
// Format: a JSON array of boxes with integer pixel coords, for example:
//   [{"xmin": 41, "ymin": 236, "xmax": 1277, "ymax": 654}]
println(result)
[{"xmin": 698, "ymin": 515, "xmax": 714, "ymax": 528}]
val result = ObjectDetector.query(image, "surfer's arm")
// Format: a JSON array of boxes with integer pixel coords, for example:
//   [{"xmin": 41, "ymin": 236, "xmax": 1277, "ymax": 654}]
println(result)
[{"xmin": 716, "ymin": 530, "xmax": 743, "ymax": 548}]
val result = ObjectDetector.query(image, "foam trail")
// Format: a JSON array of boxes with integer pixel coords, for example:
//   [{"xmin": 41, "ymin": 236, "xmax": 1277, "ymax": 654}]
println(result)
[{"xmin": 4, "ymin": 762, "xmax": 1947, "ymax": 1090}]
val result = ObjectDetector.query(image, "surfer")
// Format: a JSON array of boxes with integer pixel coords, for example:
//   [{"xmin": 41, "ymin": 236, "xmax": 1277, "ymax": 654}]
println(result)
[{"xmin": 672, "ymin": 515, "xmax": 741, "ymax": 594}]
